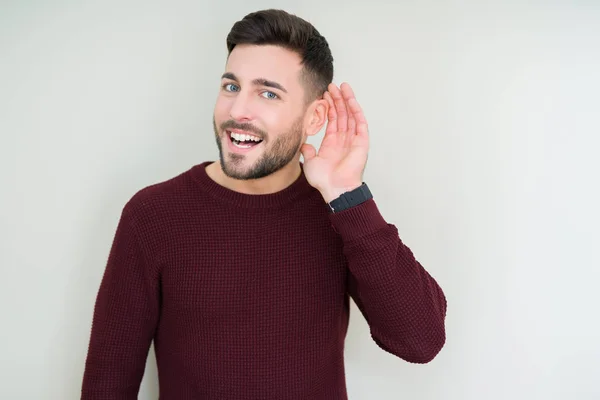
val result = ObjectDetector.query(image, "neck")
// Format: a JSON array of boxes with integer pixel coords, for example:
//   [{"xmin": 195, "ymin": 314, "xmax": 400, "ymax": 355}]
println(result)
[{"xmin": 206, "ymin": 157, "xmax": 303, "ymax": 195}]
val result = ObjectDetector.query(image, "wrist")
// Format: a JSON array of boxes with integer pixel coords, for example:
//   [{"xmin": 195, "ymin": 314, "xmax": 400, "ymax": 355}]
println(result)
[
  {"xmin": 325, "ymin": 183, "xmax": 373, "ymax": 213},
  {"xmin": 320, "ymin": 183, "xmax": 363, "ymax": 204}
]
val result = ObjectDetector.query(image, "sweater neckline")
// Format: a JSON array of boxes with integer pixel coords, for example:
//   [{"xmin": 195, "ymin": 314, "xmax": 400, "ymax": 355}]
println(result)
[{"xmin": 189, "ymin": 161, "xmax": 317, "ymax": 209}]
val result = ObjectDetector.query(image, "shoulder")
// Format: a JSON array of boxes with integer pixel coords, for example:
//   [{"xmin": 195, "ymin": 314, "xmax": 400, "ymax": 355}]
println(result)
[{"xmin": 121, "ymin": 163, "xmax": 208, "ymax": 224}]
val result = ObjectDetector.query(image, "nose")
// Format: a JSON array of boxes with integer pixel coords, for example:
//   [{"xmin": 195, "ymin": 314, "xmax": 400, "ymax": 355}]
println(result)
[{"xmin": 229, "ymin": 92, "xmax": 253, "ymax": 122}]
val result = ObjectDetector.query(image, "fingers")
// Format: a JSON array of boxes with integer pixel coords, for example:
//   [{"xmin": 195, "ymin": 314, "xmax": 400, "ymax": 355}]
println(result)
[
  {"xmin": 300, "ymin": 143, "xmax": 317, "ymax": 161},
  {"xmin": 341, "ymin": 83, "xmax": 368, "ymax": 137},
  {"xmin": 328, "ymin": 83, "xmax": 348, "ymax": 133},
  {"xmin": 325, "ymin": 83, "xmax": 368, "ymax": 137},
  {"xmin": 323, "ymin": 91, "xmax": 337, "ymax": 135},
  {"xmin": 348, "ymin": 115, "xmax": 356, "ymax": 137}
]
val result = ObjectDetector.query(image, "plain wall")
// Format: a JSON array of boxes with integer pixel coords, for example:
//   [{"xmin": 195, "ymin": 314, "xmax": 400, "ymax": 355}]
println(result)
[{"xmin": 1, "ymin": 0, "xmax": 599, "ymax": 399}]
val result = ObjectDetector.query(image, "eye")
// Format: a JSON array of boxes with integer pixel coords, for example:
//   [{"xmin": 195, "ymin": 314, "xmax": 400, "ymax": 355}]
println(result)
[
  {"xmin": 261, "ymin": 91, "xmax": 278, "ymax": 100},
  {"xmin": 223, "ymin": 83, "xmax": 239, "ymax": 92}
]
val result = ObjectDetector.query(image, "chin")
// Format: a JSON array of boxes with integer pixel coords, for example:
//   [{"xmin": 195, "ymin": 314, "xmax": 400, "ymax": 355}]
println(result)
[
  {"xmin": 219, "ymin": 155, "xmax": 256, "ymax": 180},
  {"xmin": 222, "ymin": 163, "xmax": 258, "ymax": 180}
]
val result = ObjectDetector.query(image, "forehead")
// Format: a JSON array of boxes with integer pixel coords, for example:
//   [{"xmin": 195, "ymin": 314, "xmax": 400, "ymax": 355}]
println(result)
[{"xmin": 225, "ymin": 44, "xmax": 303, "ymax": 88}]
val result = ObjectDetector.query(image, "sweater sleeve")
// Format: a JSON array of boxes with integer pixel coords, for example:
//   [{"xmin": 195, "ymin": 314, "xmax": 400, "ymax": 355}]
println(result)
[
  {"xmin": 329, "ymin": 198, "xmax": 447, "ymax": 364},
  {"xmin": 81, "ymin": 204, "xmax": 160, "ymax": 399}
]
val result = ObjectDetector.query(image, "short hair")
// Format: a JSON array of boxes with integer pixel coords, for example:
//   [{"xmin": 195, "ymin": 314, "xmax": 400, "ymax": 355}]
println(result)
[{"xmin": 226, "ymin": 9, "xmax": 334, "ymax": 103}]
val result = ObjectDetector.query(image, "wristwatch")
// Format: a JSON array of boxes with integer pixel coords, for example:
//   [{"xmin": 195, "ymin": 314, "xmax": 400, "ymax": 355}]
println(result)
[{"xmin": 328, "ymin": 183, "xmax": 373, "ymax": 213}]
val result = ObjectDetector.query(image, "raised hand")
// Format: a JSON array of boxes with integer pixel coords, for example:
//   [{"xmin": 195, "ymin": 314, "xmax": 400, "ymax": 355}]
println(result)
[{"xmin": 301, "ymin": 82, "xmax": 370, "ymax": 203}]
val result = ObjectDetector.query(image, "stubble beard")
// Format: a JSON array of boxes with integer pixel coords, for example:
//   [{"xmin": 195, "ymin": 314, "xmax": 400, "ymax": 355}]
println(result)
[{"xmin": 212, "ymin": 117, "xmax": 304, "ymax": 180}]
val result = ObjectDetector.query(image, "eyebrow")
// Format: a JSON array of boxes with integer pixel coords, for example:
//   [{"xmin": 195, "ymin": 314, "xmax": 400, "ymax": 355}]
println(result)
[{"xmin": 221, "ymin": 72, "xmax": 288, "ymax": 94}]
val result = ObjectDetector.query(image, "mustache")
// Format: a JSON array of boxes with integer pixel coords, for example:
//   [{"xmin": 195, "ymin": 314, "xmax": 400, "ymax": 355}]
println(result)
[{"xmin": 220, "ymin": 120, "xmax": 266, "ymax": 138}]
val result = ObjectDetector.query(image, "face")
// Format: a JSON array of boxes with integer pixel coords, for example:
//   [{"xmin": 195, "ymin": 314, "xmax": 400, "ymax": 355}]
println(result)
[{"xmin": 213, "ymin": 44, "xmax": 313, "ymax": 180}]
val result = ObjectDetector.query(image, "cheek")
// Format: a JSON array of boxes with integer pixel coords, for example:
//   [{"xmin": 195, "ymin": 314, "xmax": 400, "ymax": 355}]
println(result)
[
  {"xmin": 259, "ymin": 106, "xmax": 290, "ymax": 129},
  {"xmin": 214, "ymin": 97, "xmax": 231, "ymax": 119}
]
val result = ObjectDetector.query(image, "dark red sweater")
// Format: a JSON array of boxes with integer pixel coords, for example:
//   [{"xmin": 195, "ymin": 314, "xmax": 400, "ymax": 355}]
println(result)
[{"xmin": 81, "ymin": 161, "xmax": 447, "ymax": 399}]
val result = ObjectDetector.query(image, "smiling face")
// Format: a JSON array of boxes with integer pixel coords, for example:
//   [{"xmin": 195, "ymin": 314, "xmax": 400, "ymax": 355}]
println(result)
[{"xmin": 213, "ymin": 44, "xmax": 311, "ymax": 180}]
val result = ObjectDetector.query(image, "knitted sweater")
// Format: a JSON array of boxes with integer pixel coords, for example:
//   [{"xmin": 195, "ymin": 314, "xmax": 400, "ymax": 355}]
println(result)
[{"xmin": 81, "ymin": 161, "xmax": 447, "ymax": 399}]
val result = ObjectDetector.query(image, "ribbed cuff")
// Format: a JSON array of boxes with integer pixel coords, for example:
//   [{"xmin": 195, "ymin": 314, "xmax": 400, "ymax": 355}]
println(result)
[{"xmin": 328, "ymin": 199, "xmax": 388, "ymax": 241}]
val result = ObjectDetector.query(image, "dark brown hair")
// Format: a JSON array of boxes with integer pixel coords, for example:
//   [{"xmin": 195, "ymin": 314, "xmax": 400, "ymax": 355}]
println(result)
[{"xmin": 226, "ymin": 9, "xmax": 334, "ymax": 103}]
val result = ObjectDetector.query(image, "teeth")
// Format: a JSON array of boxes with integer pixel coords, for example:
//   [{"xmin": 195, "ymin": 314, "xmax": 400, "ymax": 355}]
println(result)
[{"xmin": 230, "ymin": 132, "xmax": 261, "ymax": 142}]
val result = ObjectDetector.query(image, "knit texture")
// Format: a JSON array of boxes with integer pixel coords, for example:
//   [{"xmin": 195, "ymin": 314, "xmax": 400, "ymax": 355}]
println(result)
[{"xmin": 81, "ymin": 161, "xmax": 447, "ymax": 399}]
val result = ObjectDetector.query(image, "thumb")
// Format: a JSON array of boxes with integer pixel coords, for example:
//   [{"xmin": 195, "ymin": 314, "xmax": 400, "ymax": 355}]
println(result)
[{"xmin": 300, "ymin": 143, "xmax": 317, "ymax": 161}]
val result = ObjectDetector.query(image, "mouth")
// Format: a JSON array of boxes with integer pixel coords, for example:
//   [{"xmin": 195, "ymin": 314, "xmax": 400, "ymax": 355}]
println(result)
[{"xmin": 226, "ymin": 130, "xmax": 264, "ymax": 153}]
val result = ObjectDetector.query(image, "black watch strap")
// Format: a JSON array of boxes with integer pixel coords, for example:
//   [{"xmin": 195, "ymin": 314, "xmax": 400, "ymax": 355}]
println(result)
[{"xmin": 328, "ymin": 183, "xmax": 372, "ymax": 213}]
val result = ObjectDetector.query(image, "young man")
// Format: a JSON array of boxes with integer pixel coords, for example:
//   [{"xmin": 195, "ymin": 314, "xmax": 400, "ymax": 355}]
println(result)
[{"xmin": 81, "ymin": 9, "xmax": 447, "ymax": 400}]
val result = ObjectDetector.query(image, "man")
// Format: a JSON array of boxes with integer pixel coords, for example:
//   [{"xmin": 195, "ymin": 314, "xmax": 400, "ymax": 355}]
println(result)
[{"xmin": 81, "ymin": 9, "xmax": 447, "ymax": 400}]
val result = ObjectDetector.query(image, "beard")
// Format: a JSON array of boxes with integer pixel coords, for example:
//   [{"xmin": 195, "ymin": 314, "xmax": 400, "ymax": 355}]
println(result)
[{"xmin": 213, "ymin": 116, "xmax": 304, "ymax": 180}]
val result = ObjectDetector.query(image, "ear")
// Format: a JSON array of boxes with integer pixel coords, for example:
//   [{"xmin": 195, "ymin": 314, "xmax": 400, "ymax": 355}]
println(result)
[{"xmin": 304, "ymin": 98, "xmax": 328, "ymax": 137}]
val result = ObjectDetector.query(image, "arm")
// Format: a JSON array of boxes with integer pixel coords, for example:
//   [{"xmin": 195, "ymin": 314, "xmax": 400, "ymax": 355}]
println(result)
[
  {"xmin": 300, "ymin": 82, "xmax": 446, "ymax": 362},
  {"xmin": 330, "ymin": 198, "xmax": 447, "ymax": 363},
  {"xmin": 81, "ymin": 205, "xmax": 160, "ymax": 399}
]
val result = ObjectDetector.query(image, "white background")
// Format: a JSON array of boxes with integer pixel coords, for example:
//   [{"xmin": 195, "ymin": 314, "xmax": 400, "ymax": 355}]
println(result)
[{"xmin": 1, "ymin": 0, "xmax": 599, "ymax": 399}]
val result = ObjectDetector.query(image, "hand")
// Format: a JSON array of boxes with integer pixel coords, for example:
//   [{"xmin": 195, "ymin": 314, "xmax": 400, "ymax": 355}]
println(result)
[{"xmin": 301, "ymin": 82, "xmax": 370, "ymax": 203}]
